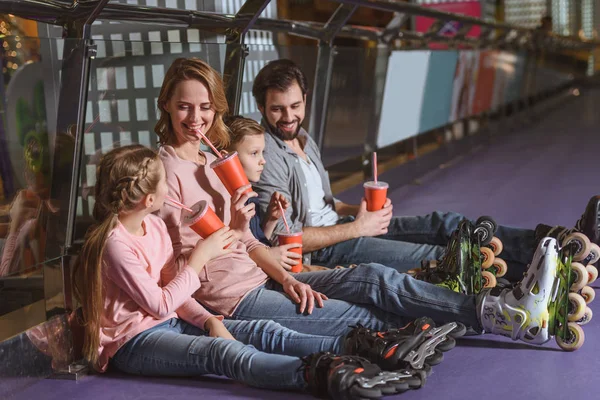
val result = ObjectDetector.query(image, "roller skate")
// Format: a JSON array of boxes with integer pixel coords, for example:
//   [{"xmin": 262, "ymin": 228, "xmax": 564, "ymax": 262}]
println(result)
[
  {"xmin": 478, "ymin": 236, "xmax": 594, "ymax": 351},
  {"xmin": 535, "ymin": 195, "xmax": 600, "ymax": 272},
  {"xmin": 475, "ymin": 216, "xmax": 508, "ymax": 282},
  {"xmin": 409, "ymin": 219, "xmax": 496, "ymax": 294},
  {"xmin": 343, "ymin": 318, "xmax": 466, "ymax": 374},
  {"xmin": 303, "ymin": 352, "xmax": 425, "ymax": 399}
]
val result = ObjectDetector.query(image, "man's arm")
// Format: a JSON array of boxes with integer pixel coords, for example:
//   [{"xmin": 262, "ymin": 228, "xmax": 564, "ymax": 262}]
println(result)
[
  {"xmin": 302, "ymin": 224, "xmax": 359, "ymax": 253},
  {"xmin": 335, "ymin": 201, "xmax": 360, "ymax": 217},
  {"xmin": 302, "ymin": 199, "xmax": 393, "ymax": 253}
]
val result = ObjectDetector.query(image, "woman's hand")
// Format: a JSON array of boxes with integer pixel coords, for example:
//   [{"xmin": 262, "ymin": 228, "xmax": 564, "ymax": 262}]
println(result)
[
  {"xmin": 281, "ymin": 276, "xmax": 327, "ymax": 314},
  {"xmin": 267, "ymin": 244, "xmax": 302, "ymax": 271},
  {"xmin": 204, "ymin": 317, "xmax": 235, "ymax": 340}
]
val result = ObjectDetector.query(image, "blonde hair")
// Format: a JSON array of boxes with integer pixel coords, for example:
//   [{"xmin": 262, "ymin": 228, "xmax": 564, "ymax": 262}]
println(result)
[
  {"xmin": 155, "ymin": 57, "xmax": 230, "ymax": 149},
  {"xmin": 224, "ymin": 115, "xmax": 265, "ymax": 151},
  {"xmin": 72, "ymin": 145, "xmax": 161, "ymax": 367}
]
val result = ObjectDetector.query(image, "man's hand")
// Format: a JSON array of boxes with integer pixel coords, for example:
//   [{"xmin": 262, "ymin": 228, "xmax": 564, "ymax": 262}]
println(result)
[{"xmin": 352, "ymin": 198, "xmax": 393, "ymax": 237}]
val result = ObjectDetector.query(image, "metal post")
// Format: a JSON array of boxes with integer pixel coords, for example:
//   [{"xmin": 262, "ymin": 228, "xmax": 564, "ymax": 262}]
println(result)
[
  {"xmin": 309, "ymin": 4, "xmax": 358, "ymax": 149},
  {"xmin": 222, "ymin": 0, "xmax": 272, "ymax": 115},
  {"xmin": 45, "ymin": 0, "xmax": 109, "ymax": 258}
]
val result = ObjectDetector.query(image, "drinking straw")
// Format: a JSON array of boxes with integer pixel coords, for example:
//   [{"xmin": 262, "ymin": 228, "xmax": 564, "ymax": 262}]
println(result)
[
  {"xmin": 166, "ymin": 196, "xmax": 193, "ymax": 213},
  {"xmin": 278, "ymin": 200, "xmax": 290, "ymax": 233}
]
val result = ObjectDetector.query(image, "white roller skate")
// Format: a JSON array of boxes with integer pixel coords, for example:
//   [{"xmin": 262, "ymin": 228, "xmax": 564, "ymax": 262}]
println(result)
[{"xmin": 477, "ymin": 236, "xmax": 593, "ymax": 351}]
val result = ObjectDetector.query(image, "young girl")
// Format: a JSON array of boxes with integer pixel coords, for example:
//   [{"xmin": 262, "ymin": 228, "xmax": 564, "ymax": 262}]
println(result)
[
  {"xmin": 224, "ymin": 114, "xmax": 330, "ymax": 272},
  {"xmin": 71, "ymin": 144, "xmax": 441, "ymax": 399},
  {"xmin": 155, "ymin": 57, "xmax": 584, "ymax": 351}
]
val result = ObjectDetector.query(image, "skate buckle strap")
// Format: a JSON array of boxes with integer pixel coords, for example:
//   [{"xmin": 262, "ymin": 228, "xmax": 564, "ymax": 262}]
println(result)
[
  {"xmin": 354, "ymin": 371, "xmax": 413, "ymax": 388},
  {"xmin": 403, "ymin": 322, "xmax": 457, "ymax": 369}
]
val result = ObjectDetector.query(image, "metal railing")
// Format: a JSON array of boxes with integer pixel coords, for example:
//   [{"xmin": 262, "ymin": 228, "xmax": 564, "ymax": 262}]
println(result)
[{"xmin": 0, "ymin": 0, "xmax": 595, "ymax": 311}]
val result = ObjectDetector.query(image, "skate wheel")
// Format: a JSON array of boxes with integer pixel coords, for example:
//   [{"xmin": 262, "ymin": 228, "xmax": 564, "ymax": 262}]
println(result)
[
  {"xmin": 563, "ymin": 232, "xmax": 591, "ymax": 262},
  {"xmin": 407, "ymin": 268, "xmax": 421, "ymax": 277},
  {"xmin": 449, "ymin": 322, "xmax": 467, "ymax": 338},
  {"xmin": 476, "ymin": 216, "xmax": 498, "ymax": 233},
  {"xmin": 437, "ymin": 336, "xmax": 456, "ymax": 352},
  {"xmin": 488, "ymin": 237, "xmax": 503, "ymax": 256},
  {"xmin": 580, "ymin": 286, "xmax": 595, "ymax": 304},
  {"xmin": 586, "ymin": 264, "xmax": 598, "ymax": 285},
  {"xmin": 587, "ymin": 243, "xmax": 600, "ymax": 265},
  {"xmin": 567, "ymin": 292, "xmax": 587, "ymax": 322},
  {"xmin": 570, "ymin": 262, "xmax": 588, "ymax": 292},
  {"xmin": 482, "ymin": 270, "xmax": 497, "ymax": 288},
  {"xmin": 577, "ymin": 307, "xmax": 593, "ymax": 325},
  {"xmin": 556, "ymin": 322, "xmax": 585, "ymax": 351},
  {"xmin": 492, "ymin": 258, "xmax": 508, "ymax": 278},
  {"xmin": 480, "ymin": 247, "xmax": 495, "ymax": 269},
  {"xmin": 474, "ymin": 225, "xmax": 494, "ymax": 246},
  {"xmin": 425, "ymin": 349, "xmax": 444, "ymax": 366}
]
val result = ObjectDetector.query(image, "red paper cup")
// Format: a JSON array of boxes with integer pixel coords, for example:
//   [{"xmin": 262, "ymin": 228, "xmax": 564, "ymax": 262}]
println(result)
[
  {"xmin": 364, "ymin": 181, "xmax": 388, "ymax": 212},
  {"xmin": 210, "ymin": 151, "xmax": 252, "ymax": 196},
  {"xmin": 277, "ymin": 231, "xmax": 303, "ymax": 273},
  {"xmin": 182, "ymin": 200, "xmax": 225, "ymax": 240}
]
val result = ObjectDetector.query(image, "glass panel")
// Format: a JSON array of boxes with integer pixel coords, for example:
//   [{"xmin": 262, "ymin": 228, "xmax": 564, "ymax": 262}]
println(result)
[{"xmin": 0, "ymin": 36, "xmax": 65, "ymax": 320}]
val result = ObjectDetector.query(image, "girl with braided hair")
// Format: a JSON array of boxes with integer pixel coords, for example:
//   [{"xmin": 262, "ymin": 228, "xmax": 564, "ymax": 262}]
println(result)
[{"xmin": 71, "ymin": 144, "xmax": 435, "ymax": 400}]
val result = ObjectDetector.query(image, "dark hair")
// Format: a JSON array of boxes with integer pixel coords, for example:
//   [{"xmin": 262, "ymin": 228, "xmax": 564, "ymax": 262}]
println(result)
[
  {"xmin": 252, "ymin": 59, "xmax": 309, "ymax": 108},
  {"xmin": 224, "ymin": 115, "xmax": 265, "ymax": 150}
]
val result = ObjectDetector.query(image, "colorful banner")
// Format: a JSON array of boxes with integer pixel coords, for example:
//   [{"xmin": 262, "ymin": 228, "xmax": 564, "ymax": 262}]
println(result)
[
  {"xmin": 472, "ymin": 50, "xmax": 497, "ymax": 115},
  {"xmin": 415, "ymin": 1, "xmax": 482, "ymax": 49},
  {"xmin": 450, "ymin": 51, "xmax": 479, "ymax": 121},
  {"xmin": 419, "ymin": 51, "xmax": 458, "ymax": 132}
]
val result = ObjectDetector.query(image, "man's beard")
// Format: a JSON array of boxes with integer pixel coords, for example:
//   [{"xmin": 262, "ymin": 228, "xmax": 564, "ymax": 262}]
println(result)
[{"xmin": 266, "ymin": 119, "xmax": 302, "ymax": 141}]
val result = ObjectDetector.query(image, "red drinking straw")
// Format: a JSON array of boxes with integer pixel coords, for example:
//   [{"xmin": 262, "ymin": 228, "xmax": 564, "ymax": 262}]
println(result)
[
  {"xmin": 278, "ymin": 200, "xmax": 290, "ymax": 233},
  {"xmin": 373, "ymin": 152, "xmax": 378, "ymax": 184},
  {"xmin": 166, "ymin": 196, "xmax": 193, "ymax": 213}
]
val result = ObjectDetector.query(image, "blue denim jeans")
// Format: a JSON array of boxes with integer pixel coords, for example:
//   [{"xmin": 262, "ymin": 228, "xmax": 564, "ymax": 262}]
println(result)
[
  {"xmin": 311, "ymin": 212, "xmax": 535, "ymax": 280},
  {"xmin": 233, "ymin": 263, "xmax": 480, "ymax": 337},
  {"xmin": 110, "ymin": 318, "xmax": 344, "ymax": 391}
]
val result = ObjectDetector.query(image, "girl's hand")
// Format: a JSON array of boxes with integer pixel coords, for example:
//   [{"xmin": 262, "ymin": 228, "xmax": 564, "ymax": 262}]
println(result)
[{"xmin": 188, "ymin": 226, "xmax": 235, "ymax": 273}]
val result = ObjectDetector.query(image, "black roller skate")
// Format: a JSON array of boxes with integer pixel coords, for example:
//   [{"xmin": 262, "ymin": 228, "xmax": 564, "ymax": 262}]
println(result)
[
  {"xmin": 534, "ymin": 195, "xmax": 600, "ymax": 280},
  {"xmin": 409, "ymin": 219, "xmax": 495, "ymax": 294},
  {"xmin": 303, "ymin": 352, "xmax": 424, "ymax": 399},
  {"xmin": 343, "ymin": 318, "xmax": 466, "ymax": 375}
]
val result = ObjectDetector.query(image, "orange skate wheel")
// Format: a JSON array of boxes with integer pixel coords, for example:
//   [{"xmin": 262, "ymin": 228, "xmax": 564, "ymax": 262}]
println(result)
[
  {"xmin": 480, "ymin": 247, "xmax": 495, "ymax": 269},
  {"xmin": 489, "ymin": 237, "xmax": 503, "ymax": 256},
  {"xmin": 492, "ymin": 258, "xmax": 507, "ymax": 278},
  {"xmin": 482, "ymin": 271, "xmax": 497, "ymax": 288},
  {"xmin": 580, "ymin": 286, "xmax": 595, "ymax": 304},
  {"xmin": 556, "ymin": 322, "xmax": 585, "ymax": 351}
]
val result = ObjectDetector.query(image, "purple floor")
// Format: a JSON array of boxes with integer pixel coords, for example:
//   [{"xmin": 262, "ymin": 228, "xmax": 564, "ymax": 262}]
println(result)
[{"xmin": 12, "ymin": 89, "xmax": 600, "ymax": 399}]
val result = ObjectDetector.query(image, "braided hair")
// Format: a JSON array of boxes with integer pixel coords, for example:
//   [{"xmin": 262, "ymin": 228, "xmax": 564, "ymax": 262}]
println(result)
[{"xmin": 72, "ymin": 145, "xmax": 161, "ymax": 368}]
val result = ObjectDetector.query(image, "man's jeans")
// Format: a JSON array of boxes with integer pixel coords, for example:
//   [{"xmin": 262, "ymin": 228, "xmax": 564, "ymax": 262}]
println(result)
[
  {"xmin": 311, "ymin": 212, "xmax": 535, "ymax": 281},
  {"xmin": 233, "ymin": 263, "xmax": 480, "ymax": 337},
  {"xmin": 111, "ymin": 318, "xmax": 345, "ymax": 390}
]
